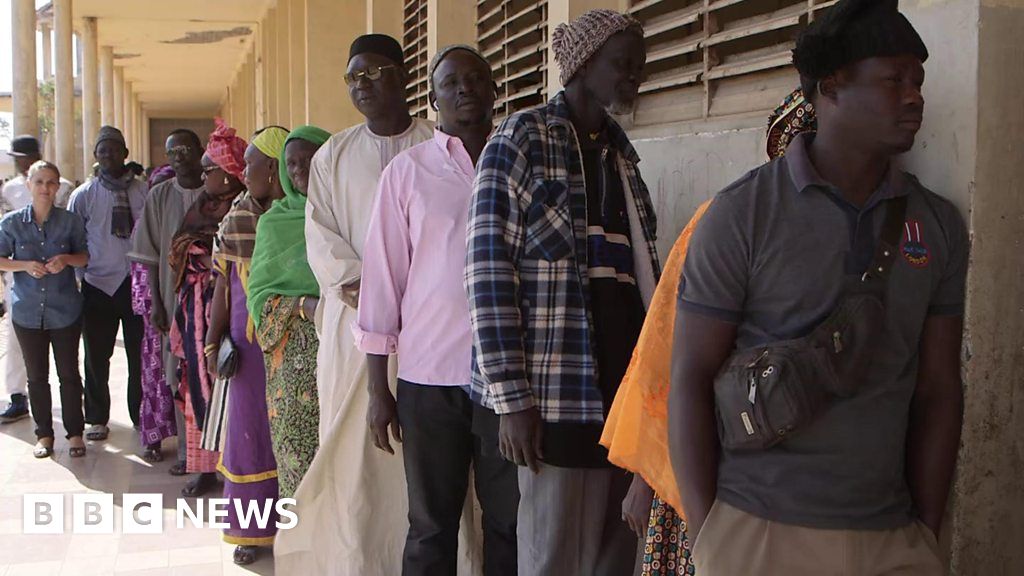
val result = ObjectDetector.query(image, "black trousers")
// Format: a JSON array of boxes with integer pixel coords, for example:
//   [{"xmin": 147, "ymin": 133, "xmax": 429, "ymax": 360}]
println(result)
[
  {"xmin": 81, "ymin": 278, "xmax": 143, "ymax": 426},
  {"xmin": 396, "ymin": 380, "xmax": 519, "ymax": 576},
  {"xmin": 14, "ymin": 319, "xmax": 85, "ymax": 439}
]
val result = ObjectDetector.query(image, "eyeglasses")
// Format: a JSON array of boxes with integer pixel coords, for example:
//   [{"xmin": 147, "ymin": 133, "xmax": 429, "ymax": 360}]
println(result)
[
  {"xmin": 166, "ymin": 145, "xmax": 195, "ymax": 158},
  {"xmin": 344, "ymin": 65, "xmax": 398, "ymax": 86}
]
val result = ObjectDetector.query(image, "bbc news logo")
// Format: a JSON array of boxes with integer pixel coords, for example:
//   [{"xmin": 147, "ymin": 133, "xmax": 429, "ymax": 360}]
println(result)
[{"xmin": 23, "ymin": 494, "xmax": 298, "ymax": 534}]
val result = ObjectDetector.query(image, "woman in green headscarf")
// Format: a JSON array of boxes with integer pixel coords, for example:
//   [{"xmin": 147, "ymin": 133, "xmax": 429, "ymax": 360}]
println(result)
[
  {"xmin": 207, "ymin": 125, "xmax": 288, "ymax": 566},
  {"xmin": 247, "ymin": 125, "xmax": 331, "ymax": 500}
]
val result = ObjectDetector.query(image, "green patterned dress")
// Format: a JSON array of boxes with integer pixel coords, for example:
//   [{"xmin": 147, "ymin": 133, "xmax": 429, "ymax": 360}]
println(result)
[{"xmin": 257, "ymin": 295, "xmax": 320, "ymax": 499}]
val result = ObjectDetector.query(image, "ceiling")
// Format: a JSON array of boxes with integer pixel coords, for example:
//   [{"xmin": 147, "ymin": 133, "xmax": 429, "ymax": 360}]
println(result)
[{"xmin": 69, "ymin": 0, "xmax": 274, "ymax": 117}]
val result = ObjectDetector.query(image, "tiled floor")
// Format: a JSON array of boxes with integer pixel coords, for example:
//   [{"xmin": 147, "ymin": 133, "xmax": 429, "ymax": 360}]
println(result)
[{"xmin": 0, "ymin": 328, "xmax": 275, "ymax": 576}]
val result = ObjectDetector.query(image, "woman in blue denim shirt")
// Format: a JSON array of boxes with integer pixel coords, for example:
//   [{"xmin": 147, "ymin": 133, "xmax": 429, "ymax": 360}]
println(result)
[{"xmin": 0, "ymin": 161, "xmax": 89, "ymax": 458}]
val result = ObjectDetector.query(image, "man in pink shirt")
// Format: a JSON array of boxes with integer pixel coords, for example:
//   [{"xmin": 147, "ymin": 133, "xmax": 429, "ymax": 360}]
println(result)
[{"xmin": 355, "ymin": 45, "xmax": 518, "ymax": 576}]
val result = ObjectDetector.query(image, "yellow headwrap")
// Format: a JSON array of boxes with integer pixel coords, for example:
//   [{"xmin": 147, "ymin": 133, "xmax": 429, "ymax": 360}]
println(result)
[{"xmin": 251, "ymin": 126, "xmax": 289, "ymax": 160}]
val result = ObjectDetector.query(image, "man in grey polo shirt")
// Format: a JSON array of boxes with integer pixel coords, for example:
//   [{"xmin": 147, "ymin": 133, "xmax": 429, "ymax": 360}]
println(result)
[{"xmin": 669, "ymin": 1, "xmax": 968, "ymax": 574}]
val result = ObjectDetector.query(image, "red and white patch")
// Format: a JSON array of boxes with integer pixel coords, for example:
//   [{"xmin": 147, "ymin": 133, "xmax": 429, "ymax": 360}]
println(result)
[{"xmin": 900, "ymin": 219, "xmax": 930, "ymax": 268}]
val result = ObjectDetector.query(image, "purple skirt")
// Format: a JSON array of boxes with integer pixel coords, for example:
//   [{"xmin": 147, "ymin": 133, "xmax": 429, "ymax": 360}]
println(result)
[
  {"xmin": 133, "ymin": 263, "xmax": 177, "ymax": 446},
  {"xmin": 220, "ymin": 266, "xmax": 279, "ymax": 545}
]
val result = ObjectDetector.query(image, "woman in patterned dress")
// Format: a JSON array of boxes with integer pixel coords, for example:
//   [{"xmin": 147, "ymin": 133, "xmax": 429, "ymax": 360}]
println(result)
[
  {"xmin": 168, "ymin": 120, "xmax": 247, "ymax": 497},
  {"xmin": 247, "ymin": 125, "xmax": 331, "ymax": 498}
]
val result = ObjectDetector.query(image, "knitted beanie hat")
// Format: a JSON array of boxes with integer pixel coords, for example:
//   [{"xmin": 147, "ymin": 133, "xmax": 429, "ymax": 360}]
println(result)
[{"xmin": 552, "ymin": 9, "xmax": 644, "ymax": 86}]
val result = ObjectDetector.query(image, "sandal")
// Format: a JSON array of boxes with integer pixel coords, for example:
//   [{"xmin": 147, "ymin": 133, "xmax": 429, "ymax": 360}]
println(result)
[
  {"xmin": 142, "ymin": 444, "xmax": 163, "ymax": 463},
  {"xmin": 69, "ymin": 436, "xmax": 86, "ymax": 458},
  {"xmin": 33, "ymin": 438, "xmax": 54, "ymax": 459},
  {"xmin": 85, "ymin": 424, "xmax": 109, "ymax": 441},
  {"xmin": 181, "ymin": 472, "xmax": 218, "ymax": 497},
  {"xmin": 233, "ymin": 545, "xmax": 259, "ymax": 565},
  {"xmin": 168, "ymin": 461, "xmax": 188, "ymax": 476}
]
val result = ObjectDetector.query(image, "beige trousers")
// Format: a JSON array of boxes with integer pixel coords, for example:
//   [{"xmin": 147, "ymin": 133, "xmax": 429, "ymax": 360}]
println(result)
[{"xmin": 694, "ymin": 500, "xmax": 944, "ymax": 576}]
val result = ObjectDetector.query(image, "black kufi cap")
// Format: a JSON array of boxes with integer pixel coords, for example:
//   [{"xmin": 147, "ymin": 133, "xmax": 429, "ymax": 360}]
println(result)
[
  {"xmin": 7, "ymin": 135, "xmax": 40, "ymax": 157},
  {"xmin": 349, "ymin": 34, "xmax": 405, "ymax": 67},
  {"xmin": 793, "ymin": 0, "xmax": 928, "ymax": 82}
]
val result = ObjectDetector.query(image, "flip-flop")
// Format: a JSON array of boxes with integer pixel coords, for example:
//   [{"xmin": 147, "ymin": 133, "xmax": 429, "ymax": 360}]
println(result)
[
  {"xmin": 233, "ymin": 545, "xmax": 258, "ymax": 565},
  {"xmin": 69, "ymin": 436, "xmax": 87, "ymax": 458},
  {"xmin": 85, "ymin": 424, "xmax": 109, "ymax": 441},
  {"xmin": 168, "ymin": 462, "xmax": 188, "ymax": 476},
  {"xmin": 33, "ymin": 439, "xmax": 54, "ymax": 458},
  {"xmin": 181, "ymin": 473, "xmax": 217, "ymax": 498}
]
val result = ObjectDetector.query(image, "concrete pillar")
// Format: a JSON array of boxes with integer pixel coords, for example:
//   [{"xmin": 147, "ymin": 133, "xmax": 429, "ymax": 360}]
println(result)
[
  {"xmin": 141, "ymin": 111, "xmax": 150, "ymax": 168},
  {"xmin": 428, "ymin": 0, "xmax": 475, "ymax": 53},
  {"xmin": 264, "ymin": 7, "xmax": 277, "ymax": 125},
  {"xmin": 367, "ymin": 0, "xmax": 403, "ymax": 39},
  {"xmin": 100, "ymin": 46, "xmax": 115, "ymax": 125},
  {"xmin": 132, "ymin": 95, "xmax": 142, "ymax": 163},
  {"xmin": 113, "ymin": 66, "xmax": 124, "ymax": 129},
  {"xmin": 255, "ymin": 25, "xmax": 267, "ymax": 127},
  {"xmin": 276, "ymin": 4, "xmax": 292, "ymax": 127},
  {"xmin": 41, "ymin": 23, "xmax": 53, "ymax": 81},
  {"xmin": 53, "ymin": 0, "xmax": 76, "ymax": 176},
  {"xmin": 306, "ymin": 0, "xmax": 366, "ymax": 132},
  {"xmin": 11, "ymin": 0, "xmax": 39, "ymax": 137},
  {"xmin": 289, "ymin": 0, "xmax": 306, "ymax": 127},
  {"xmin": 949, "ymin": 2, "xmax": 1024, "ymax": 574},
  {"xmin": 427, "ymin": 0, "xmax": 476, "ymax": 120},
  {"xmin": 82, "ymin": 17, "xmax": 100, "ymax": 181},
  {"xmin": 242, "ymin": 51, "xmax": 256, "ymax": 136},
  {"xmin": 123, "ymin": 80, "xmax": 133, "ymax": 148}
]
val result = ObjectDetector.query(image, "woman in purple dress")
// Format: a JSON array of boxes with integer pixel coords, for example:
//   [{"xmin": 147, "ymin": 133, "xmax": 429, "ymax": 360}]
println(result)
[
  {"xmin": 206, "ymin": 126, "xmax": 288, "ymax": 565},
  {"xmin": 134, "ymin": 165, "xmax": 177, "ymax": 461}
]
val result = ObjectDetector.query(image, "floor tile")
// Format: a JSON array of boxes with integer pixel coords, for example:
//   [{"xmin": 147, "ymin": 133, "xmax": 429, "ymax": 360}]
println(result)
[
  {"xmin": 114, "ymin": 550, "xmax": 169, "ymax": 572},
  {"xmin": 6, "ymin": 561, "xmax": 63, "ymax": 576}
]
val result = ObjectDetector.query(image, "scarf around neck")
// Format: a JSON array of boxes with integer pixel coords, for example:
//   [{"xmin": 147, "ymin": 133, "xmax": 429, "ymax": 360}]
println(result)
[{"xmin": 99, "ymin": 170, "xmax": 136, "ymax": 239}]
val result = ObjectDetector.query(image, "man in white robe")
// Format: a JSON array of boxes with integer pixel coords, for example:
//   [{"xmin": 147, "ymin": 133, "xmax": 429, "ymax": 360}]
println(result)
[{"xmin": 276, "ymin": 34, "xmax": 481, "ymax": 575}]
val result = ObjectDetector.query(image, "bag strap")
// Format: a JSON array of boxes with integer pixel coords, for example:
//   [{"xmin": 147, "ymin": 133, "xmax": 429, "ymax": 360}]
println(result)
[{"xmin": 861, "ymin": 195, "xmax": 908, "ymax": 284}]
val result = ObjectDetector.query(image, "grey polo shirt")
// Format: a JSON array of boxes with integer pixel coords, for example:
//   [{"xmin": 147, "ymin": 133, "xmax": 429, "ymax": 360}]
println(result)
[{"xmin": 679, "ymin": 133, "xmax": 968, "ymax": 530}]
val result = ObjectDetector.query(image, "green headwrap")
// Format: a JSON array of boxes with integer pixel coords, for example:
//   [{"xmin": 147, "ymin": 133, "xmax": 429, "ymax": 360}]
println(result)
[{"xmin": 246, "ymin": 125, "xmax": 332, "ymax": 329}]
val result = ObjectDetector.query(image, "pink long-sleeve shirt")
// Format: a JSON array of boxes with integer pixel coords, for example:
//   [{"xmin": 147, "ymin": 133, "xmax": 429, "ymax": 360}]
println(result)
[{"xmin": 353, "ymin": 129, "xmax": 476, "ymax": 386}]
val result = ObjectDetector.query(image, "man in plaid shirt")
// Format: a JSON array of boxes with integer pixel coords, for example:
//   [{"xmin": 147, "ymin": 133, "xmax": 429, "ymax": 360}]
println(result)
[{"xmin": 465, "ymin": 9, "xmax": 661, "ymax": 575}]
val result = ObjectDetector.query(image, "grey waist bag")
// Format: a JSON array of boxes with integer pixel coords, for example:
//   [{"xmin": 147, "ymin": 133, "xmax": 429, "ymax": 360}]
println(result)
[{"xmin": 714, "ymin": 196, "xmax": 907, "ymax": 451}]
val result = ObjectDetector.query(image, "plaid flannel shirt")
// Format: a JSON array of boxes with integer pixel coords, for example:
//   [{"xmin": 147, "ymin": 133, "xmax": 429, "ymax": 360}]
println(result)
[{"xmin": 465, "ymin": 92, "xmax": 661, "ymax": 423}]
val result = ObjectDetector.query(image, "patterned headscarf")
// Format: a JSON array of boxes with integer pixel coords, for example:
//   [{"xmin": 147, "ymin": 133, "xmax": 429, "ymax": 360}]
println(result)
[
  {"xmin": 552, "ymin": 9, "xmax": 643, "ymax": 86},
  {"xmin": 147, "ymin": 164, "xmax": 175, "ymax": 189},
  {"xmin": 766, "ymin": 88, "xmax": 817, "ymax": 160},
  {"xmin": 204, "ymin": 118, "xmax": 247, "ymax": 182}
]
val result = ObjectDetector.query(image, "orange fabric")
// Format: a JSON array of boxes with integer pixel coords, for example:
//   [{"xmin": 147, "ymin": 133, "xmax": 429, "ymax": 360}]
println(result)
[{"xmin": 600, "ymin": 200, "xmax": 712, "ymax": 516}]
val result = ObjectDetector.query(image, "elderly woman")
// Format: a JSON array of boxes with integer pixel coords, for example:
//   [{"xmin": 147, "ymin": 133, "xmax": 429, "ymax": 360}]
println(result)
[
  {"xmin": 0, "ymin": 161, "xmax": 89, "ymax": 458},
  {"xmin": 205, "ymin": 125, "xmax": 288, "ymax": 565},
  {"xmin": 247, "ymin": 125, "xmax": 331, "ymax": 500},
  {"xmin": 169, "ymin": 120, "xmax": 247, "ymax": 496}
]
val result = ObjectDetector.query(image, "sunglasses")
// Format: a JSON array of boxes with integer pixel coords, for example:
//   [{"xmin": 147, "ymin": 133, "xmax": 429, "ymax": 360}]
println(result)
[
  {"xmin": 166, "ymin": 144, "xmax": 196, "ymax": 158},
  {"xmin": 201, "ymin": 165, "xmax": 222, "ymax": 176},
  {"xmin": 344, "ymin": 65, "xmax": 398, "ymax": 86}
]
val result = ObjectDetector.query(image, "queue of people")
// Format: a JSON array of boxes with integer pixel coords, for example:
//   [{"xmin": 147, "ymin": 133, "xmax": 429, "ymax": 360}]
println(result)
[{"xmin": 0, "ymin": 1, "xmax": 966, "ymax": 575}]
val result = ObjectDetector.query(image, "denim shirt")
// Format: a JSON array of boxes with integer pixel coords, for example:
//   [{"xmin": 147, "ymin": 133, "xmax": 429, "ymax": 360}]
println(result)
[{"xmin": 0, "ymin": 205, "xmax": 88, "ymax": 329}]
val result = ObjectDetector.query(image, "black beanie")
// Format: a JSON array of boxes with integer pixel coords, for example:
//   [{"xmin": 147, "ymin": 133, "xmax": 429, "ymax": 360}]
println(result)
[
  {"xmin": 349, "ymin": 34, "xmax": 406, "ymax": 67},
  {"xmin": 793, "ymin": 0, "xmax": 928, "ymax": 82}
]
